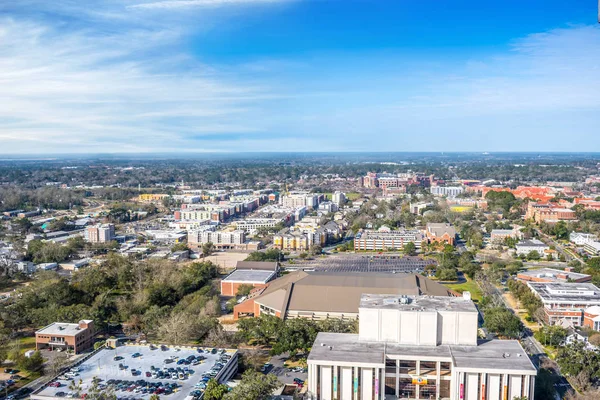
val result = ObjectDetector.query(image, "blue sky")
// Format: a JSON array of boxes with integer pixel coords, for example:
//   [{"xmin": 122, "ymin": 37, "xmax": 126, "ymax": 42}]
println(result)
[{"xmin": 0, "ymin": 0, "xmax": 598, "ymax": 153}]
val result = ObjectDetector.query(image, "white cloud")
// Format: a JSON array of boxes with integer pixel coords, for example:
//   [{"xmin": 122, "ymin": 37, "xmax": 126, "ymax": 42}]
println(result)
[{"xmin": 129, "ymin": 0, "xmax": 287, "ymax": 10}]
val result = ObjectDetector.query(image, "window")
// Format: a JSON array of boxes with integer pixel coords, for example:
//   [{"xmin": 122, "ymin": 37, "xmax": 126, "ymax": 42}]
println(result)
[
  {"xmin": 439, "ymin": 380, "xmax": 451, "ymax": 399},
  {"xmin": 399, "ymin": 360, "xmax": 416, "ymax": 375},
  {"xmin": 385, "ymin": 377, "xmax": 396, "ymax": 395},
  {"xmin": 386, "ymin": 359, "xmax": 397, "ymax": 375},
  {"xmin": 420, "ymin": 361, "xmax": 436, "ymax": 376},
  {"xmin": 398, "ymin": 378, "xmax": 416, "ymax": 398}
]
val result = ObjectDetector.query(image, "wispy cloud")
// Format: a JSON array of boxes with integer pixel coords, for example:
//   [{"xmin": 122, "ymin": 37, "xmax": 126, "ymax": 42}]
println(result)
[{"xmin": 129, "ymin": 0, "xmax": 288, "ymax": 10}]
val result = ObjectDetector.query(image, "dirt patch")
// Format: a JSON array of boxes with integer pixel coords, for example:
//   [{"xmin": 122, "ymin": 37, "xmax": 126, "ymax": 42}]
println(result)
[{"xmin": 204, "ymin": 252, "xmax": 249, "ymax": 271}]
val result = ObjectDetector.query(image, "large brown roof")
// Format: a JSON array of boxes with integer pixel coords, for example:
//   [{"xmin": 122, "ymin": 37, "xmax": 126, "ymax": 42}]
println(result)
[
  {"xmin": 236, "ymin": 261, "xmax": 279, "ymax": 271},
  {"xmin": 252, "ymin": 271, "xmax": 456, "ymax": 317}
]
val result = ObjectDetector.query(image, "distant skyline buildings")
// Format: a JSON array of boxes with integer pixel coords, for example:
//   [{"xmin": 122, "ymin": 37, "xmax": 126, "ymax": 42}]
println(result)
[{"xmin": 0, "ymin": 1, "xmax": 598, "ymax": 153}]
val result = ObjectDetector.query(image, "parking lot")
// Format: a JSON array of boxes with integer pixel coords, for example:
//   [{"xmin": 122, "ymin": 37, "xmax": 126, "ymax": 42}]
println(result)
[
  {"xmin": 267, "ymin": 354, "xmax": 307, "ymax": 386},
  {"xmin": 33, "ymin": 344, "xmax": 237, "ymax": 400}
]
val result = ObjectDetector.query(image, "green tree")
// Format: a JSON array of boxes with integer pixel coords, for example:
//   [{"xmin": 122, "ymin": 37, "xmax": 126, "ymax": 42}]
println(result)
[
  {"xmin": 224, "ymin": 370, "xmax": 279, "ymax": 400},
  {"xmin": 483, "ymin": 307, "xmax": 522, "ymax": 338},
  {"xmin": 403, "ymin": 242, "xmax": 416, "ymax": 256},
  {"xmin": 201, "ymin": 242, "xmax": 215, "ymax": 257},
  {"xmin": 271, "ymin": 318, "xmax": 318, "ymax": 357},
  {"xmin": 204, "ymin": 379, "xmax": 229, "ymax": 400},
  {"xmin": 171, "ymin": 242, "xmax": 189, "ymax": 252},
  {"xmin": 236, "ymin": 284, "xmax": 254, "ymax": 297}
]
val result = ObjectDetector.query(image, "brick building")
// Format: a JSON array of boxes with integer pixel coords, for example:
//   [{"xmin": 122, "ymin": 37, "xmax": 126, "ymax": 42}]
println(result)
[{"xmin": 35, "ymin": 320, "xmax": 95, "ymax": 354}]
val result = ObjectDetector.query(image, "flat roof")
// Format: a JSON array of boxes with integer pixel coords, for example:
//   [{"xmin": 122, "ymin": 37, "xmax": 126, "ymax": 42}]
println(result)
[
  {"xmin": 516, "ymin": 239, "xmax": 547, "ymax": 247},
  {"xmin": 33, "ymin": 344, "xmax": 237, "ymax": 400},
  {"xmin": 518, "ymin": 268, "xmax": 590, "ymax": 281},
  {"xmin": 37, "ymin": 321, "xmax": 92, "ymax": 336},
  {"xmin": 308, "ymin": 333, "xmax": 535, "ymax": 374},
  {"xmin": 528, "ymin": 282, "xmax": 600, "ymax": 302},
  {"xmin": 223, "ymin": 269, "xmax": 276, "ymax": 283},
  {"xmin": 359, "ymin": 294, "xmax": 477, "ymax": 313}
]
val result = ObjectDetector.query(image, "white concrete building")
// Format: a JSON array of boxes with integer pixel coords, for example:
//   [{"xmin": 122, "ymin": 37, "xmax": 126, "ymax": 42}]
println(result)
[
  {"xmin": 354, "ymin": 227, "xmax": 423, "ymax": 251},
  {"xmin": 570, "ymin": 232, "xmax": 597, "ymax": 246},
  {"xmin": 188, "ymin": 230, "xmax": 245, "ymax": 248},
  {"xmin": 306, "ymin": 294, "xmax": 536, "ymax": 400},
  {"xmin": 430, "ymin": 186, "xmax": 464, "ymax": 198},
  {"xmin": 515, "ymin": 239, "xmax": 550, "ymax": 257},
  {"xmin": 584, "ymin": 241, "xmax": 600, "ymax": 256},
  {"xmin": 332, "ymin": 191, "xmax": 346, "ymax": 206},
  {"xmin": 234, "ymin": 218, "xmax": 283, "ymax": 234}
]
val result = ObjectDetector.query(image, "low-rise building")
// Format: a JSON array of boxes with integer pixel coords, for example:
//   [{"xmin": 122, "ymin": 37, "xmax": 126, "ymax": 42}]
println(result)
[
  {"xmin": 528, "ymin": 282, "xmax": 600, "ymax": 326},
  {"xmin": 234, "ymin": 218, "xmax": 283, "ymax": 234},
  {"xmin": 490, "ymin": 228, "xmax": 522, "ymax": 243},
  {"xmin": 221, "ymin": 269, "xmax": 278, "ymax": 297},
  {"xmin": 35, "ymin": 320, "xmax": 95, "ymax": 354},
  {"xmin": 233, "ymin": 271, "xmax": 456, "ymax": 320},
  {"xmin": 354, "ymin": 227, "xmax": 423, "ymax": 251},
  {"xmin": 570, "ymin": 232, "xmax": 597, "ymax": 246},
  {"xmin": 584, "ymin": 241, "xmax": 600, "ymax": 256},
  {"xmin": 306, "ymin": 294, "xmax": 536, "ymax": 400},
  {"xmin": 525, "ymin": 202, "xmax": 576, "ymax": 222},
  {"xmin": 583, "ymin": 306, "xmax": 600, "ymax": 331},
  {"xmin": 517, "ymin": 267, "xmax": 591, "ymax": 283},
  {"xmin": 515, "ymin": 239, "xmax": 550, "ymax": 257},
  {"xmin": 425, "ymin": 223, "xmax": 456, "ymax": 246}
]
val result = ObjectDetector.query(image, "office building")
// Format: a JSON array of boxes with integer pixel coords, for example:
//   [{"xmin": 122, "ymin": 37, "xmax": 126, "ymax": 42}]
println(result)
[
  {"xmin": 584, "ymin": 241, "xmax": 600, "ymax": 256},
  {"xmin": 306, "ymin": 294, "xmax": 536, "ymax": 400},
  {"xmin": 85, "ymin": 224, "xmax": 115, "ymax": 243},
  {"xmin": 525, "ymin": 202, "xmax": 576, "ymax": 222},
  {"xmin": 515, "ymin": 239, "xmax": 550, "ymax": 257},
  {"xmin": 517, "ymin": 268, "xmax": 591, "ymax": 283},
  {"xmin": 528, "ymin": 282, "xmax": 600, "ymax": 326},
  {"xmin": 490, "ymin": 229, "xmax": 522, "ymax": 243},
  {"xmin": 36, "ymin": 320, "xmax": 95, "ymax": 354}
]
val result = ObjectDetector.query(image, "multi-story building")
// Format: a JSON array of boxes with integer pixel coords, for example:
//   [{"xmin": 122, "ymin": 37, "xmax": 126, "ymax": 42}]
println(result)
[
  {"xmin": 188, "ymin": 230, "xmax": 245, "ymax": 249},
  {"xmin": 282, "ymin": 193, "xmax": 322, "ymax": 210},
  {"xmin": 583, "ymin": 306, "xmax": 600, "ymax": 331},
  {"xmin": 318, "ymin": 201, "xmax": 338, "ymax": 214},
  {"xmin": 515, "ymin": 239, "xmax": 550, "ymax": 257},
  {"xmin": 220, "ymin": 261, "xmax": 279, "ymax": 297},
  {"xmin": 354, "ymin": 227, "xmax": 423, "ymax": 251},
  {"xmin": 570, "ymin": 232, "xmax": 597, "ymax": 246},
  {"xmin": 517, "ymin": 267, "xmax": 591, "ymax": 283},
  {"xmin": 137, "ymin": 194, "xmax": 170, "ymax": 203},
  {"xmin": 525, "ymin": 202, "xmax": 576, "ymax": 222},
  {"xmin": 36, "ymin": 320, "xmax": 95, "ymax": 354},
  {"xmin": 584, "ymin": 241, "xmax": 600, "ymax": 256},
  {"xmin": 85, "ymin": 224, "xmax": 115, "ymax": 243},
  {"xmin": 528, "ymin": 282, "xmax": 600, "ymax": 326},
  {"xmin": 332, "ymin": 191, "xmax": 346, "ymax": 206},
  {"xmin": 234, "ymin": 218, "xmax": 283, "ymax": 234},
  {"xmin": 430, "ymin": 186, "xmax": 464, "ymax": 198},
  {"xmin": 425, "ymin": 223, "xmax": 456, "ymax": 246},
  {"xmin": 306, "ymin": 294, "xmax": 536, "ymax": 400},
  {"xmin": 490, "ymin": 229, "xmax": 522, "ymax": 243}
]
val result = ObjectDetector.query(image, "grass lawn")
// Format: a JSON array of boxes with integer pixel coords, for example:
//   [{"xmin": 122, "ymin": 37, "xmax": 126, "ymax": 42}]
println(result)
[
  {"xmin": 444, "ymin": 279, "xmax": 483, "ymax": 303},
  {"xmin": 16, "ymin": 336, "xmax": 37, "ymax": 351},
  {"xmin": 346, "ymin": 192, "xmax": 362, "ymax": 201}
]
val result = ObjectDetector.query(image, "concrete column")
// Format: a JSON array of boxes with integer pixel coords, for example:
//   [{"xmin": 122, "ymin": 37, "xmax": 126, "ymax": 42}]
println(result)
[
  {"xmin": 529, "ymin": 376, "xmax": 535, "ymax": 400},
  {"xmin": 416, "ymin": 360, "xmax": 420, "ymax": 400},
  {"xmin": 395, "ymin": 360, "xmax": 400, "ymax": 398},
  {"xmin": 436, "ymin": 361, "xmax": 441, "ymax": 400},
  {"xmin": 333, "ymin": 366, "xmax": 338, "ymax": 400},
  {"xmin": 480, "ymin": 373, "xmax": 487, "ymax": 400},
  {"xmin": 354, "ymin": 367, "xmax": 359, "ymax": 400},
  {"xmin": 502, "ymin": 374, "xmax": 508, "ymax": 400},
  {"xmin": 379, "ymin": 368, "xmax": 385, "ymax": 400}
]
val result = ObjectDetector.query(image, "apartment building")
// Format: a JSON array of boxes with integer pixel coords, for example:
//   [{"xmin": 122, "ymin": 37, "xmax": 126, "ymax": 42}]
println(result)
[
  {"xmin": 85, "ymin": 224, "xmax": 115, "ymax": 243},
  {"xmin": 306, "ymin": 294, "xmax": 536, "ymax": 400},
  {"xmin": 36, "ymin": 320, "xmax": 95, "ymax": 354},
  {"xmin": 332, "ymin": 191, "xmax": 346, "ymax": 206},
  {"xmin": 188, "ymin": 230, "xmax": 245, "ymax": 249},
  {"xmin": 137, "ymin": 194, "xmax": 170, "ymax": 203},
  {"xmin": 282, "ymin": 193, "xmax": 322, "ymax": 210},
  {"xmin": 528, "ymin": 282, "xmax": 600, "ymax": 326},
  {"xmin": 354, "ymin": 227, "xmax": 423, "ymax": 251},
  {"xmin": 234, "ymin": 218, "xmax": 283, "ymax": 234}
]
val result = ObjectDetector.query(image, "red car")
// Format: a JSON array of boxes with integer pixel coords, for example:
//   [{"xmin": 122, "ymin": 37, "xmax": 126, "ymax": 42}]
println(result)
[{"xmin": 48, "ymin": 382, "xmax": 62, "ymax": 387}]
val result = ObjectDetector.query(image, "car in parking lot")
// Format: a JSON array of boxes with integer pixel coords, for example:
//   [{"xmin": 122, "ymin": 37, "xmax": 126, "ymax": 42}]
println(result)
[
  {"xmin": 132, "ymin": 352, "xmax": 142, "ymax": 358},
  {"xmin": 113, "ymin": 356, "xmax": 124, "ymax": 361}
]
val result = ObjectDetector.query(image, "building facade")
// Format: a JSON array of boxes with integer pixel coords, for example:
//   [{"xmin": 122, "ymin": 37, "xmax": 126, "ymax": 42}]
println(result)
[
  {"xmin": 528, "ymin": 282, "xmax": 600, "ymax": 326},
  {"xmin": 430, "ymin": 186, "xmax": 464, "ymax": 198},
  {"xmin": 354, "ymin": 227, "xmax": 423, "ymax": 251},
  {"xmin": 36, "ymin": 320, "xmax": 95, "ymax": 354},
  {"xmin": 306, "ymin": 294, "xmax": 536, "ymax": 400},
  {"xmin": 85, "ymin": 224, "xmax": 115, "ymax": 243}
]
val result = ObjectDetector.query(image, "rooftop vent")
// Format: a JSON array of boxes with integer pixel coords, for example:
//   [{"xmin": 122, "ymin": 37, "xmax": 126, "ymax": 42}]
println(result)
[
  {"xmin": 502, "ymin": 353, "xmax": 511, "ymax": 358},
  {"xmin": 400, "ymin": 296, "xmax": 411, "ymax": 305},
  {"xmin": 384, "ymin": 298, "xmax": 400, "ymax": 305}
]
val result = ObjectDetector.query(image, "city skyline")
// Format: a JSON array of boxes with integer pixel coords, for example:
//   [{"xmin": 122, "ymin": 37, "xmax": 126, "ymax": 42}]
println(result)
[{"xmin": 1, "ymin": 0, "xmax": 599, "ymax": 153}]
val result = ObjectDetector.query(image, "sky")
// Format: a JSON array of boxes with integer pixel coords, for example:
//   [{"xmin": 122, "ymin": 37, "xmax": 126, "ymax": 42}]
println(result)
[{"xmin": 0, "ymin": 0, "xmax": 599, "ymax": 154}]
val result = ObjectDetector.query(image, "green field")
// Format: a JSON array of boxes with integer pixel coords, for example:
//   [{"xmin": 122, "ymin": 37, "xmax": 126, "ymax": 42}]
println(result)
[
  {"xmin": 444, "ymin": 279, "xmax": 483, "ymax": 302},
  {"xmin": 346, "ymin": 192, "xmax": 362, "ymax": 201}
]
